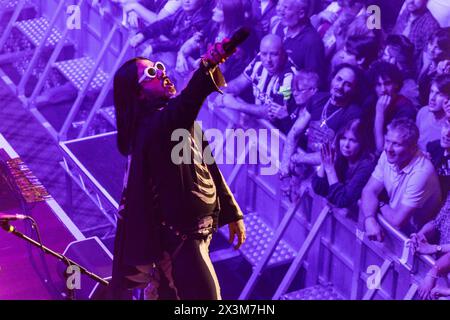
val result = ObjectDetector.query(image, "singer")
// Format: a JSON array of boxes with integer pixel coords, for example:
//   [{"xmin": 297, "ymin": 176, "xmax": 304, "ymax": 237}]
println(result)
[{"xmin": 109, "ymin": 38, "xmax": 246, "ymax": 300}]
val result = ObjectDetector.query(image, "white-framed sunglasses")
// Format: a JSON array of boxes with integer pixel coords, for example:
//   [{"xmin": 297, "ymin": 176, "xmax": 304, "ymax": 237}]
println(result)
[{"xmin": 138, "ymin": 61, "xmax": 166, "ymax": 83}]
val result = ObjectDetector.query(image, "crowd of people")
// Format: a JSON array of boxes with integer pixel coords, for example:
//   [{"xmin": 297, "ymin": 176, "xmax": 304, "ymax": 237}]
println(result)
[{"xmin": 116, "ymin": 0, "xmax": 449, "ymax": 299}]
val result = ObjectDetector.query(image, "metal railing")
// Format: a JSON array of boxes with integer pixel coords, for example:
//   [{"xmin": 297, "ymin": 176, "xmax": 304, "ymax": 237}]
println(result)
[{"xmin": 200, "ymin": 101, "xmax": 438, "ymax": 300}]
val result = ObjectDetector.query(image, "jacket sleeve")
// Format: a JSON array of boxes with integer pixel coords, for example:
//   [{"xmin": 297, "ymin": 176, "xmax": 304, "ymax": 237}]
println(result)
[
  {"xmin": 156, "ymin": 65, "xmax": 225, "ymax": 134},
  {"xmin": 213, "ymin": 165, "xmax": 244, "ymax": 227},
  {"xmin": 311, "ymin": 173, "xmax": 330, "ymax": 198},
  {"xmin": 326, "ymin": 159, "xmax": 375, "ymax": 208},
  {"xmin": 141, "ymin": 15, "xmax": 175, "ymax": 41}
]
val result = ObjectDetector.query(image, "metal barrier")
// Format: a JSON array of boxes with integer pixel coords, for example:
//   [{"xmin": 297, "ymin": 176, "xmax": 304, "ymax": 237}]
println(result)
[
  {"xmin": 269, "ymin": 191, "xmax": 438, "ymax": 300},
  {"xmin": 199, "ymin": 98, "xmax": 439, "ymax": 300}
]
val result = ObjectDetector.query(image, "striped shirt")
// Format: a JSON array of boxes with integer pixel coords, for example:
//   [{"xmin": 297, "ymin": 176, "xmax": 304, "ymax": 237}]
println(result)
[{"xmin": 243, "ymin": 54, "xmax": 296, "ymax": 107}]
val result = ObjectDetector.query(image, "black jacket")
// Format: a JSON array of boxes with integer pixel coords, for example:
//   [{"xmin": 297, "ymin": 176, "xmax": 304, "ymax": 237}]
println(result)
[{"xmin": 111, "ymin": 65, "xmax": 243, "ymax": 292}]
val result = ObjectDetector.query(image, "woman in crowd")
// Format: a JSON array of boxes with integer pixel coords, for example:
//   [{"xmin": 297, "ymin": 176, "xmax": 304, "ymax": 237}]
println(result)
[{"xmin": 311, "ymin": 118, "xmax": 375, "ymax": 212}]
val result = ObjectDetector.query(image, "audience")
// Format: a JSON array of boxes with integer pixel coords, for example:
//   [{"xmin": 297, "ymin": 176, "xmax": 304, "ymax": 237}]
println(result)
[
  {"xmin": 417, "ymin": 252, "xmax": 450, "ymax": 300},
  {"xmin": 176, "ymin": 0, "xmax": 257, "ymax": 81},
  {"xmin": 334, "ymin": 35, "xmax": 380, "ymax": 73},
  {"xmin": 128, "ymin": 0, "xmax": 211, "ymax": 74},
  {"xmin": 123, "ymin": 0, "xmax": 182, "ymax": 27},
  {"xmin": 248, "ymin": 0, "xmax": 279, "ymax": 41},
  {"xmin": 411, "ymin": 117, "xmax": 450, "ymax": 300}
]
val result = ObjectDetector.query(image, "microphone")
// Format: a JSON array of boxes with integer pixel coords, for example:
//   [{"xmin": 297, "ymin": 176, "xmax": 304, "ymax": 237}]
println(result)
[
  {"xmin": 222, "ymin": 27, "xmax": 251, "ymax": 55},
  {"xmin": 202, "ymin": 27, "xmax": 250, "ymax": 69},
  {"xmin": 0, "ymin": 213, "xmax": 29, "ymax": 221}
]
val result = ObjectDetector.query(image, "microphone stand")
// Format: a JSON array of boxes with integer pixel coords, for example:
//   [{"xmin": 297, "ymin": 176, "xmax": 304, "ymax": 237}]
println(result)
[{"xmin": 0, "ymin": 221, "xmax": 109, "ymax": 300}]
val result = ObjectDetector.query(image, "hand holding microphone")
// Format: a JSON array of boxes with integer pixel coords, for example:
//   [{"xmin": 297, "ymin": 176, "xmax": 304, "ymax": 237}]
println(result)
[{"xmin": 201, "ymin": 27, "xmax": 250, "ymax": 69}]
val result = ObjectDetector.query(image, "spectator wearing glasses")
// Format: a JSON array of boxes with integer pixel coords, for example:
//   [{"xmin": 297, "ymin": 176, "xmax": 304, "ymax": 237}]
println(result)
[
  {"xmin": 109, "ymin": 40, "xmax": 246, "ymax": 300},
  {"xmin": 280, "ymin": 70, "xmax": 319, "ymax": 200}
]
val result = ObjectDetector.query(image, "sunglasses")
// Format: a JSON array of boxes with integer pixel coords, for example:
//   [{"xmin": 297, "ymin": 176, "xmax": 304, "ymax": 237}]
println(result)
[{"xmin": 138, "ymin": 62, "xmax": 166, "ymax": 83}]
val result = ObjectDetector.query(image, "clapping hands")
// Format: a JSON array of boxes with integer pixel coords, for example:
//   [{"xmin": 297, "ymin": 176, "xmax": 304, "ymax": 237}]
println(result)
[{"xmin": 320, "ymin": 142, "xmax": 336, "ymax": 173}]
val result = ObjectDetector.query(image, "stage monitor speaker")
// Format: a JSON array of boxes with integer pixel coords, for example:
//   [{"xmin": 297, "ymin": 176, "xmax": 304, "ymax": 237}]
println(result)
[{"xmin": 58, "ymin": 236, "xmax": 113, "ymax": 300}]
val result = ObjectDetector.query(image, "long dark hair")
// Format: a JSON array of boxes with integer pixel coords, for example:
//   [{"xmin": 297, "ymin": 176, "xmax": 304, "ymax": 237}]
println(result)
[
  {"xmin": 333, "ymin": 118, "xmax": 372, "ymax": 178},
  {"xmin": 427, "ymin": 28, "xmax": 450, "ymax": 61},
  {"xmin": 384, "ymin": 34, "xmax": 415, "ymax": 79},
  {"xmin": 113, "ymin": 57, "xmax": 143, "ymax": 156},
  {"xmin": 219, "ymin": 0, "xmax": 246, "ymax": 34}
]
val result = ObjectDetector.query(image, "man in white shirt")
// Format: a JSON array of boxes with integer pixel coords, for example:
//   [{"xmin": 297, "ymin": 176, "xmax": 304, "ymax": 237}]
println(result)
[{"xmin": 361, "ymin": 117, "xmax": 441, "ymax": 240}]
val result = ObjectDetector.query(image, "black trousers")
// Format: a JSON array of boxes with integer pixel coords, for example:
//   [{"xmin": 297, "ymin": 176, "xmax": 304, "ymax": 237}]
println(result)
[{"xmin": 145, "ymin": 232, "xmax": 221, "ymax": 300}]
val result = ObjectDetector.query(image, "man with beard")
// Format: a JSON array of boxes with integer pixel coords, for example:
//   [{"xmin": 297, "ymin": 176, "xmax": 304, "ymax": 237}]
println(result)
[
  {"xmin": 110, "ymin": 39, "xmax": 246, "ymax": 300},
  {"xmin": 289, "ymin": 63, "xmax": 363, "ymax": 167}
]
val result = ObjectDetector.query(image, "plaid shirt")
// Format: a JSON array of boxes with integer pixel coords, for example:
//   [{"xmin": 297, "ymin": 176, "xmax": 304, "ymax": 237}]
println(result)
[{"xmin": 393, "ymin": 9, "xmax": 440, "ymax": 61}]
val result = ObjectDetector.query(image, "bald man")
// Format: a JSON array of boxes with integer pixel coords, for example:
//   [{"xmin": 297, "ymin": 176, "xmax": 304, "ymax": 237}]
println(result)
[{"xmin": 215, "ymin": 34, "xmax": 297, "ymax": 134}]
